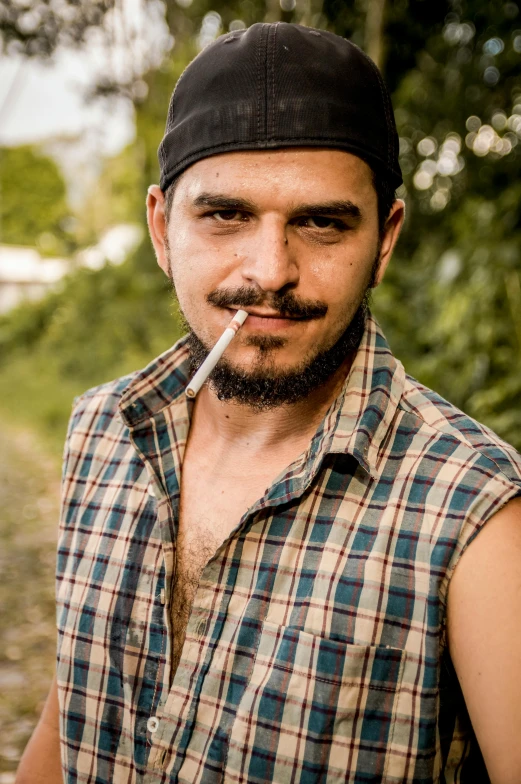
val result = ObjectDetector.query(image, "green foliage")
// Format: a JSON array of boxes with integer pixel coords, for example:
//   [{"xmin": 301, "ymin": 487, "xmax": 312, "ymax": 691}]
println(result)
[
  {"xmin": 0, "ymin": 353, "xmax": 85, "ymax": 457},
  {"xmin": 371, "ymin": 0, "xmax": 521, "ymax": 450},
  {"xmin": 0, "ymin": 240, "xmax": 183, "ymax": 451},
  {"xmin": 76, "ymin": 144, "xmax": 145, "ymax": 245},
  {"xmin": 0, "ymin": 0, "xmax": 114, "ymax": 58},
  {"xmin": 0, "ymin": 145, "xmax": 74, "ymax": 254},
  {"xmin": 0, "ymin": 240, "xmax": 182, "ymax": 383}
]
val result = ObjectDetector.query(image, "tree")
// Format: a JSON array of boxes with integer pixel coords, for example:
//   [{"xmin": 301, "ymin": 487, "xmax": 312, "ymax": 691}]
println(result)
[
  {"xmin": 371, "ymin": 1, "xmax": 521, "ymax": 444},
  {"xmin": 0, "ymin": 0, "xmax": 114, "ymax": 58},
  {"xmin": 75, "ymin": 143, "xmax": 145, "ymax": 246},
  {"xmin": 0, "ymin": 145, "xmax": 74, "ymax": 253}
]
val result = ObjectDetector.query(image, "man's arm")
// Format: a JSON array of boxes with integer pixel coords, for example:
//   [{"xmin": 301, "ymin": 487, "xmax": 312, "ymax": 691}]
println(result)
[
  {"xmin": 15, "ymin": 675, "xmax": 62, "ymax": 784},
  {"xmin": 447, "ymin": 496, "xmax": 521, "ymax": 784}
]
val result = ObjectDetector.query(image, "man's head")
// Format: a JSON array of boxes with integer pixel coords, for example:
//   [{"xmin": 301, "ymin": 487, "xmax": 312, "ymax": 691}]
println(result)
[{"xmin": 147, "ymin": 23, "xmax": 405, "ymax": 407}]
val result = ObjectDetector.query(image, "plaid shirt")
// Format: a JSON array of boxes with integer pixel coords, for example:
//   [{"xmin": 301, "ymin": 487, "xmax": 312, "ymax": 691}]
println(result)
[{"xmin": 56, "ymin": 314, "xmax": 521, "ymax": 784}]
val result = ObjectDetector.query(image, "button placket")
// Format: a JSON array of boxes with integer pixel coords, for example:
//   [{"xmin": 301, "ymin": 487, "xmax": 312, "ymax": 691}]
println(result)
[
  {"xmin": 157, "ymin": 747, "xmax": 168, "ymax": 770},
  {"xmin": 194, "ymin": 616, "xmax": 208, "ymax": 641}
]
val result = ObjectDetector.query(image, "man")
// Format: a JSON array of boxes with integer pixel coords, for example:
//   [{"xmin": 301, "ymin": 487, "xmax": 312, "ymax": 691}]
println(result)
[{"xmin": 17, "ymin": 22, "xmax": 521, "ymax": 784}]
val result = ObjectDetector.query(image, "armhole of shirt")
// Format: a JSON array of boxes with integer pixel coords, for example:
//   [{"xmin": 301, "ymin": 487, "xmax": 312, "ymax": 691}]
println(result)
[{"xmin": 439, "ymin": 480, "xmax": 521, "ymax": 613}]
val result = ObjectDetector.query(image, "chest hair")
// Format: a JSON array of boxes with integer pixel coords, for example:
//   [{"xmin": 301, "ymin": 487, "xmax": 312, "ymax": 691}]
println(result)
[{"xmin": 170, "ymin": 524, "xmax": 221, "ymax": 678}]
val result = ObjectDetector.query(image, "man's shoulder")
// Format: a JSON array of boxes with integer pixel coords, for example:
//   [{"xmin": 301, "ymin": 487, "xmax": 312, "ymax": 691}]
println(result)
[
  {"xmin": 63, "ymin": 373, "xmax": 140, "ymax": 461},
  {"xmin": 68, "ymin": 336, "xmax": 190, "ymax": 430},
  {"xmin": 74, "ymin": 372, "xmax": 137, "ymax": 409},
  {"xmin": 398, "ymin": 373, "xmax": 521, "ymax": 484},
  {"xmin": 69, "ymin": 371, "xmax": 139, "ymax": 430}
]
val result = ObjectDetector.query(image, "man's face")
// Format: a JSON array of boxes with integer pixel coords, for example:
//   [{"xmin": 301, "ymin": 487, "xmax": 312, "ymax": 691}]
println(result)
[{"xmin": 148, "ymin": 148, "xmax": 403, "ymax": 405}]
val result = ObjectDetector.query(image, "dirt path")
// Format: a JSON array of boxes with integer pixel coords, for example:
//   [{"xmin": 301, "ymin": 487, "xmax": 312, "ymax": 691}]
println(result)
[{"xmin": 0, "ymin": 423, "xmax": 62, "ymax": 781}]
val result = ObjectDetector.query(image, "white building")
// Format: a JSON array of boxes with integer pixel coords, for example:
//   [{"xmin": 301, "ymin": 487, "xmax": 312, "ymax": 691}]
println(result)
[
  {"xmin": 0, "ymin": 245, "xmax": 68, "ymax": 314},
  {"xmin": 0, "ymin": 224, "xmax": 142, "ymax": 314}
]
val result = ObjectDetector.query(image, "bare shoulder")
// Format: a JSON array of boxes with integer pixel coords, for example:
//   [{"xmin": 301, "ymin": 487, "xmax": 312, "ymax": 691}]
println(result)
[
  {"xmin": 447, "ymin": 496, "xmax": 521, "ymax": 784},
  {"xmin": 449, "ymin": 495, "xmax": 521, "ymax": 598}
]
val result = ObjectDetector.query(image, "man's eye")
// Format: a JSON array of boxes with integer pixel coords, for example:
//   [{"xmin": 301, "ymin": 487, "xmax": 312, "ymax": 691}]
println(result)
[
  {"xmin": 212, "ymin": 210, "xmax": 244, "ymax": 222},
  {"xmin": 301, "ymin": 216, "xmax": 341, "ymax": 230}
]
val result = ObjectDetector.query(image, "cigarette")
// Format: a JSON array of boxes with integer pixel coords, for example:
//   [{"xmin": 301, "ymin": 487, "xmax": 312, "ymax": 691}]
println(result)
[{"xmin": 185, "ymin": 309, "xmax": 249, "ymax": 398}]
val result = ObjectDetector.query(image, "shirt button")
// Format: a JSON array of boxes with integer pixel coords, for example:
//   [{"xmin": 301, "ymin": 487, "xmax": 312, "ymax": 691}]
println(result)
[
  {"xmin": 147, "ymin": 716, "xmax": 159, "ymax": 733},
  {"xmin": 147, "ymin": 485, "xmax": 156, "ymax": 498}
]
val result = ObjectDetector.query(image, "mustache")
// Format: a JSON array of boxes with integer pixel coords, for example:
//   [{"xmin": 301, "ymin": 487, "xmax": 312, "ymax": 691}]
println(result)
[{"xmin": 206, "ymin": 287, "xmax": 328, "ymax": 320}]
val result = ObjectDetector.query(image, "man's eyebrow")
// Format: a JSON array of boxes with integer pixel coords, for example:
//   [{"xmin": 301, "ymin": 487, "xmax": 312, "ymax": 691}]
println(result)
[
  {"xmin": 290, "ymin": 200, "xmax": 362, "ymax": 220},
  {"xmin": 192, "ymin": 194, "xmax": 363, "ymax": 220},
  {"xmin": 192, "ymin": 193, "xmax": 258, "ymax": 211}
]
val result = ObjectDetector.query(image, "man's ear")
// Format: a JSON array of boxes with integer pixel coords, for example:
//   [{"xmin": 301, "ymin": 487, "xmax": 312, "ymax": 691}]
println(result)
[
  {"xmin": 371, "ymin": 199, "xmax": 405, "ymax": 287},
  {"xmin": 146, "ymin": 185, "xmax": 169, "ymax": 277}
]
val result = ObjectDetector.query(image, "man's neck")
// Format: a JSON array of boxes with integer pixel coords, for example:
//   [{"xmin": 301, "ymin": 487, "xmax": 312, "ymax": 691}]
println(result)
[{"xmin": 189, "ymin": 353, "xmax": 355, "ymax": 453}]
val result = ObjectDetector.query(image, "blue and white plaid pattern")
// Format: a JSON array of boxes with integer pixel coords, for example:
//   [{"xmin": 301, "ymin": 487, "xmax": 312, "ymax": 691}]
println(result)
[{"xmin": 56, "ymin": 314, "xmax": 521, "ymax": 783}]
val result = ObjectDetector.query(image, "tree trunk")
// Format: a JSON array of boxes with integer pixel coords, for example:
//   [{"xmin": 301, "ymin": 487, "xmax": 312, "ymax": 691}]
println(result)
[
  {"xmin": 364, "ymin": 0, "xmax": 386, "ymax": 72},
  {"xmin": 296, "ymin": 0, "xmax": 324, "ymax": 27},
  {"xmin": 264, "ymin": 0, "xmax": 282, "ymax": 23}
]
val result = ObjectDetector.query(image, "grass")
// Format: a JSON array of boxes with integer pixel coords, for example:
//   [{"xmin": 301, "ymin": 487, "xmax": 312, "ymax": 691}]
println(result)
[
  {"xmin": 0, "ymin": 354, "xmax": 85, "ymax": 462},
  {"xmin": 0, "ymin": 421, "xmax": 62, "ymax": 779}
]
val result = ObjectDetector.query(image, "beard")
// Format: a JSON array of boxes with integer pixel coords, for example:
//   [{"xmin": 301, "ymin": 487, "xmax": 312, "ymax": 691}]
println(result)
[{"xmin": 184, "ymin": 292, "xmax": 370, "ymax": 410}]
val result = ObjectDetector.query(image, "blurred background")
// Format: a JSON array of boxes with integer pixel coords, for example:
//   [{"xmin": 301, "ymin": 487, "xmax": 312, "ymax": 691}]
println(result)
[{"xmin": 0, "ymin": 0, "xmax": 520, "ymax": 778}]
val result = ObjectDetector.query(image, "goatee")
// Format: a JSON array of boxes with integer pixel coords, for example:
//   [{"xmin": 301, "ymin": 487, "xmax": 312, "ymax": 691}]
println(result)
[{"xmin": 184, "ymin": 290, "xmax": 370, "ymax": 410}]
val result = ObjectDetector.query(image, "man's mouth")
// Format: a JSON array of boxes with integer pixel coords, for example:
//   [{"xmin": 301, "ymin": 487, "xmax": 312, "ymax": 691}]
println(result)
[
  {"xmin": 225, "ymin": 307, "xmax": 309, "ymax": 330},
  {"xmin": 207, "ymin": 289, "xmax": 328, "ymax": 322},
  {"xmin": 243, "ymin": 308, "xmax": 301, "ymax": 319}
]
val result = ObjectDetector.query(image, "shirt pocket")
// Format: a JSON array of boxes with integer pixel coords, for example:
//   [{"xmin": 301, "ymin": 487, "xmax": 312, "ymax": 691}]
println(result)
[{"xmin": 223, "ymin": 621, "xmax": 407, "ymax": 784}]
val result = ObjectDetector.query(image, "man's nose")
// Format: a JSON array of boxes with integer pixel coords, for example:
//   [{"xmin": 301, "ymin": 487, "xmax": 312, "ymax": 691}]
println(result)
[{"xmin": 239, "ymin": 217, "xmax": 299, "ymax": 293}]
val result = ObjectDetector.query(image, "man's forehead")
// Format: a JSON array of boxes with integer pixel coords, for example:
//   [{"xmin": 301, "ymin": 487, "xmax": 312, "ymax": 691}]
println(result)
[{"xmin": 176, "ymin": 148, "xmax": 375, "ymax": 201}]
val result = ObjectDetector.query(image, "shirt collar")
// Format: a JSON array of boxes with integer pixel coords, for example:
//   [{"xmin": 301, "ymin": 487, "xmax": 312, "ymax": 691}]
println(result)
[
  {"xmin": 119, "ymin": 313, "xmax": 404, "ymax": 480},
  {"xmin": 304, "ymin": 314, "xmax": 405, "ymax": 481},
  {"xmin": 119, "ymin": 338, "xmax": 192, "ymax": 428}
]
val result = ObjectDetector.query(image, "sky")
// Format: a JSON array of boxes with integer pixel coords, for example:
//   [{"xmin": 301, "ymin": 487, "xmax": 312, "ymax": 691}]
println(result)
[
  {"xmin": 0, "ymin": 0, "xmax": 173, "ymax": 202},
  {"xmin": 0, "ymin": 52, "xmax": 135, "ymax": 156}
]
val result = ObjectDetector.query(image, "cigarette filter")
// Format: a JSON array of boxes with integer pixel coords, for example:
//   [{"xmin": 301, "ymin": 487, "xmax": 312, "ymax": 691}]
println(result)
[{"xmin": 185, "ymin": 309, "xmax": 249, "ymax": 398}]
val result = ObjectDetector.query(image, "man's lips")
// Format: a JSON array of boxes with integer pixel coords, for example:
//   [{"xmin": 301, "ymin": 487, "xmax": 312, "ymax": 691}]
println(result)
[
  {"xmin": 226, "ymin": 307, "xmax": 314, "ymax": 319},
  {"xmin": 225, "ymin": 307, "xmax": 309, "ymax": 330},
  {"xmin": 243, "ymin": 308, "xmax": 300, "ymax": 319}
]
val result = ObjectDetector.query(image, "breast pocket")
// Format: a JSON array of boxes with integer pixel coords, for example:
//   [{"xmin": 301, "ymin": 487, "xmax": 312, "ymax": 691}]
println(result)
[{"xmin": 224, "ymin": 622, "xmax": 407, "ymax": 784}]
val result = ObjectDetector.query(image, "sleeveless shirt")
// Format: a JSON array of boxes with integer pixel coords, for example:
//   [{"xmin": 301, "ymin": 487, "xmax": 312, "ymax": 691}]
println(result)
[{"xmin": 56, "ymin": 314, "xmax": 521, "ymax": 783}]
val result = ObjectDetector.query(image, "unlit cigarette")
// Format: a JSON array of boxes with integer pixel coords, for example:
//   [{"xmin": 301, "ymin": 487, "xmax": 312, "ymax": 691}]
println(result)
[{"xmin": 186, "ymin": 309, "xmax": 249, "ymax": 398}]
